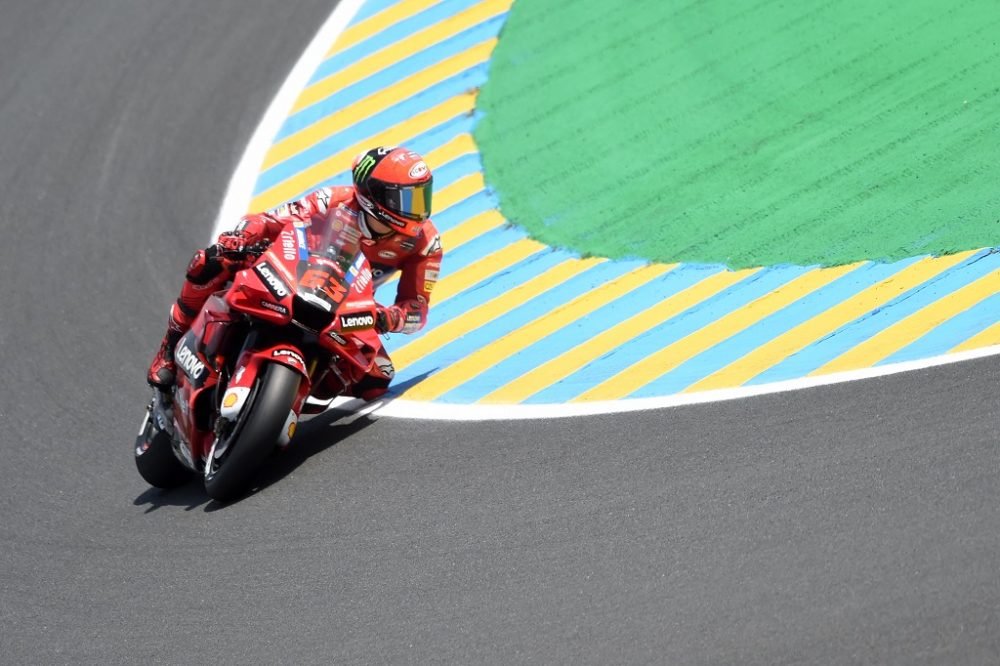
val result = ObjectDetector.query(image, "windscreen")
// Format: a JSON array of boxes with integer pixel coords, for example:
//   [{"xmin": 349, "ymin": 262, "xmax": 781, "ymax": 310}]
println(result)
[{"xmin": 292, "ymin": 207, "xmax": 367, "ymax": 319}]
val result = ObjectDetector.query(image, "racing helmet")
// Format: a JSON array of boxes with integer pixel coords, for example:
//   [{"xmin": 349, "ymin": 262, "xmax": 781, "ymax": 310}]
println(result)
[{"xmin": 351, "ymin": 146, "xmax": 433, "ymax": 238}]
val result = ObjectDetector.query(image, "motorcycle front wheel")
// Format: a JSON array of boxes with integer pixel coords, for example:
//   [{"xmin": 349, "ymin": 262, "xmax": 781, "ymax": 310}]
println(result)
[{"xmin": 203, "ymin": 362, "xmax": 300, "ymax": 503}]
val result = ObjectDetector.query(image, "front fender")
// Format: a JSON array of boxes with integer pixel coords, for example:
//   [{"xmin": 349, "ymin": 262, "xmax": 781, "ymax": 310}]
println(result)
[{"xmin": 219, "ymin": 343, "xmax": 312, "ymax": 439}]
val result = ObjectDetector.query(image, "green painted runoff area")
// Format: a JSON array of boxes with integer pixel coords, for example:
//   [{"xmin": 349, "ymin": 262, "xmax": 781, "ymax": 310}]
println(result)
[{"xmin": 475, "ymin": 0, "xmax": 1000, "ymax": 268}]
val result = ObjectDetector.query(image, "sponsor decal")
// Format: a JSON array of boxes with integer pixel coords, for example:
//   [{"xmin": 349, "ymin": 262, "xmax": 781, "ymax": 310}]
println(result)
[
  {"xmin": 279, "ymin": 230, "xmax": 297, "ymax": 261},
  {"xmin": 354, "ymin": 251, "xmax": 367, "ymax": 269},
  {"xmin": 339, "ymin": 312, "xmax": 376, "ymax": 331},
  {"xmin": 310, "ymin": 256, "xmax": 339, "ymax": 271},
  {"xmin": 424, "ymin": 281, "xmax": 436, "ymax": 292},
  {"xmin": 259, "ymin": 300, "xmax": 288, "ymax": 315},
  {"xmin": 408, "ymin": 161, "xmax": 428, "ymax": 179},
  {"xmin": 176, "ymin": 342, "xmax": 205, "ymax": 381},
  {"xmin": 272, "ymin": 348, "xmax": 306, "ymax": 368},
  {"xmin": 353, "ymin": 155, "xmax": 377, "ymax": 181},
  {"xmin": 336, "ymin": 221, "xmax": 361, "ymax": 247},
  {"xmin": 402, "ymin": 312, "xmax": 423, "ymax": 334},
  {"xmin": 421, "ymin": 235, "xmax": 442, "ymax": 257},
  {"xmin": 327, "ymin": 331, "xmax": 348, "ymax": 346},
  {"xmin": 254, "ymin": 262, "xmax": 290, "ymax": 300},
  {"xmin": 376, "ymin": 359, "xmax": 395, "ymax": 379},
  {"xmin": 316, "ymin": 190, "xmax": 331, "ymax": 211},
  {"xmin": 294, "ymin": 227, "xmax": 309, "ymax": 259},
  {"xmin": 424, "ymin": 268, "xmax": 439, "ymax": 282},
  {"xmin": 378, "ymin": 250, "xmax": 397, "ymax": 260},
  {"xmin": 223, "ymin": 392, "xmax": 238, "ymax": 409},
  {"xmin": 398, "ymin": 239, "xmax": 416, "ymax": 251},
  {"xmin": 353, "ymin": 267, "xmax": 372, "ymax": 294},
  {"xmin": 287, "ymin": 421, "xmax": 297, "ymax": 440},
  {"xmin": 335, "ymin": 202, "xmax": 357, "ymax": 219}
]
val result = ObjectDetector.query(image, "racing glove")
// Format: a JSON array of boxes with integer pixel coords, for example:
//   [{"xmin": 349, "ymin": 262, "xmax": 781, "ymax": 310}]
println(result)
[
  {"xmin": 375, "ymin": 305, "xmax": 403, "ymax": 334},
  {"xmin": 216, "ymin": 230, "xmax": 270, "ymax": 260}
]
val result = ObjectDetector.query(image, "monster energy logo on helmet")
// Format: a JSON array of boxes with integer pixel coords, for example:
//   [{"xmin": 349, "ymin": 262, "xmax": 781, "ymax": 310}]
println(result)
[
  {"xmin": 353, "ymin": 146, "xmax": 397, "ymax": 184},
  {"xmin": 353, "ymin": 154, "xmax": 377, "ymax": 182}
]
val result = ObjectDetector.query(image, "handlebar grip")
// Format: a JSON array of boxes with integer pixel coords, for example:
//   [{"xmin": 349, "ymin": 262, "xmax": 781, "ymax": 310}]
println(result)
[{"xmin": 216, "ymin": 239, "xmax": 271, "ymax": 260}]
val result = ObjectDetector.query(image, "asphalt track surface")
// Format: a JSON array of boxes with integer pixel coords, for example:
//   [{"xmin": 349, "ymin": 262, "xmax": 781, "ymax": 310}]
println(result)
[{"xmin": 1, "ymin": 1, "xmax": 998, "ymax": 663}]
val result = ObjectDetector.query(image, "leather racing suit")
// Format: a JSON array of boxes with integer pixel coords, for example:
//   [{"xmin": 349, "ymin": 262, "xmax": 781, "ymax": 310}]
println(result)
[{"xmin": 161, "ymin": 186, "xmax": 442, "ymax": 401}]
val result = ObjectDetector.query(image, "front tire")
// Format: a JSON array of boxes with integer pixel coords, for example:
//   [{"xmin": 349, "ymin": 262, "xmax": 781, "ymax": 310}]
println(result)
[{"xmin": 204, "ymin": 362, "xmax": 300, "ymax": 503}]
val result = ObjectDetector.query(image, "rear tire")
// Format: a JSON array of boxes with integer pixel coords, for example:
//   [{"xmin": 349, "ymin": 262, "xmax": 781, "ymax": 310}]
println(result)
[
  {"xmin": 204, "ymin": 362, "xmax": 300, "ymax": 503},
  {"xmin": 135, "ymin": 422, "xmax": 191, "ymax": 489}
]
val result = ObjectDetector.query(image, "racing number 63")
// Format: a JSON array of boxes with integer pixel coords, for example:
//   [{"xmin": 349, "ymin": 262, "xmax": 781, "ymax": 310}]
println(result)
[{"xmin": 299, "ymin": 268, "xmax": 348, "ymax": 305}]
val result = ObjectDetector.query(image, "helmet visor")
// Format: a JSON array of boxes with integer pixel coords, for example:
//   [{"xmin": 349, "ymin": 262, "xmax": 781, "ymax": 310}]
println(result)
[{"xmin": 371, "ymin": 178, "xmax": 433, "ymax": 221}]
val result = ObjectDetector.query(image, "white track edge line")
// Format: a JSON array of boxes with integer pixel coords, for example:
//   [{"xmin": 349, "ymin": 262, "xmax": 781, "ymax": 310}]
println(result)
[
  {"xmin": 319, "ymin": 344, "xmax": 1000, "ymax": 420},
  {"xmin": 215, "ymin": 1, "xmax": 1000, "ymax": 420}
]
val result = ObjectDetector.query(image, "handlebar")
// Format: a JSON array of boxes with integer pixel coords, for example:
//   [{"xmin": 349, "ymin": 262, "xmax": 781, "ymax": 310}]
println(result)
[{"xmin": 216, "ymin": 239, "xmax": 272, "ymax": 261}]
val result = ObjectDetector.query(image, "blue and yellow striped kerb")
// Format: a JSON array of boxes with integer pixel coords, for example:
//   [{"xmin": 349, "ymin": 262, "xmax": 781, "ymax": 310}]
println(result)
[{"xmin": 250, "ymin": 0, "xmax": 1000, "ymax": 405}]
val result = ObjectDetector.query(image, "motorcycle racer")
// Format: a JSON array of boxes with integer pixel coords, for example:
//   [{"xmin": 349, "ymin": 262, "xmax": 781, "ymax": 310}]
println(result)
[{"xmin": 147, "ymin": 146, "xmax": 441, "ymax": 402}]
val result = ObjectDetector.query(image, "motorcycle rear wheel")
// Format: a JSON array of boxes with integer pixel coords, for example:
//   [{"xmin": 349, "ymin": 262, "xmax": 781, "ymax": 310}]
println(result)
[
  {"xmin": 203, "ymin": 362, "xmax": 300, "ymax": 503},
  {"xmin": 135, "ymin": 416, "xmax": 191, "ymax": 489}
]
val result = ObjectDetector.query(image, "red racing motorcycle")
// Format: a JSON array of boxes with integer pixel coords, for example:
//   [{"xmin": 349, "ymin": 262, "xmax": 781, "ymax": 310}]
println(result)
[{"xmin": 135, "ymin": 206, "xmax": 380, "ymax": 502}]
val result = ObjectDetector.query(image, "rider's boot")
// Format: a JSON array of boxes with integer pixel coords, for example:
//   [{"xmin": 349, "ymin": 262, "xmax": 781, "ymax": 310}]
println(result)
[
  {"xmin": 147, "ymin": 309, "xmax": 188, "ymax": 389},
  {"xmin": 146, "ymin": 249, "xmax": 232, "ymax": 390}
]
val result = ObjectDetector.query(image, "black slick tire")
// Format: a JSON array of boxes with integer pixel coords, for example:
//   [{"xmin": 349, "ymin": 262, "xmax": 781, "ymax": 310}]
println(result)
[{"xmin": 203, "ymin": 362, "xmax": 300, "ymax": 503}]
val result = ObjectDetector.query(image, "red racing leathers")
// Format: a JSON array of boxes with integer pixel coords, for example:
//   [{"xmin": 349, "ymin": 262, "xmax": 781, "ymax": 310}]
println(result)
[{"xmin": 162, "ymin": 186, "xmax": 442, "ymax": 401}]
